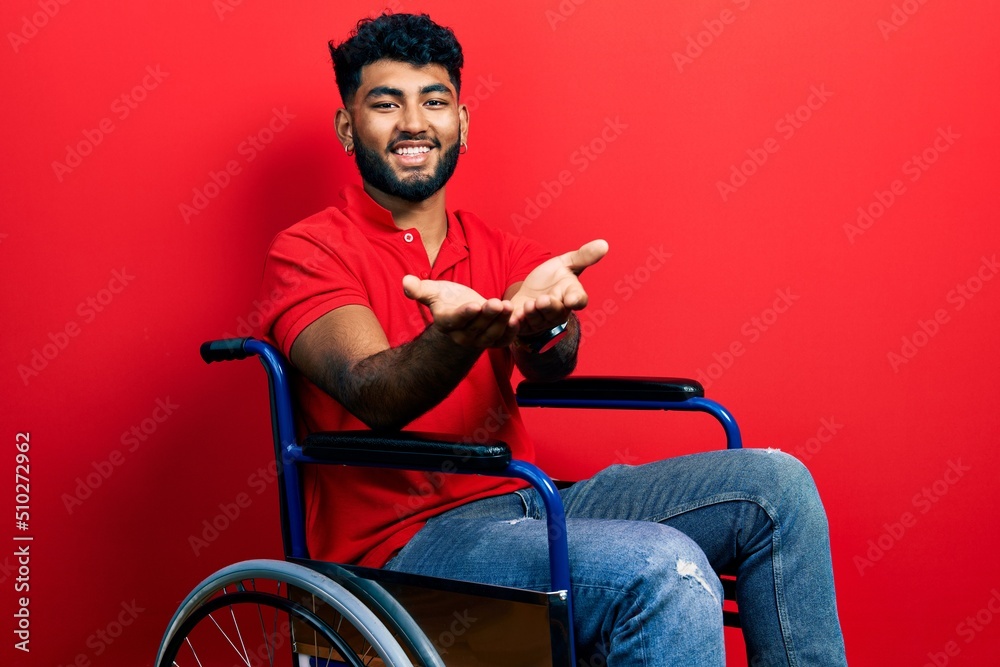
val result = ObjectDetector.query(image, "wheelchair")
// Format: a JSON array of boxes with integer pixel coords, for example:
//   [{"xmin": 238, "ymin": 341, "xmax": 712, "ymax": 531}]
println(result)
[{"xmin": 156, "ymin": 337, "xmax": 744, "ymax": 666}]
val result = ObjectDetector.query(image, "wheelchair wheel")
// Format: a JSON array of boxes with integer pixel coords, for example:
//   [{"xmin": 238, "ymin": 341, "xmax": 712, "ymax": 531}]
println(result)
[{"xmin": 155, "ymin": 559, "xmax": 417, "ymax": 667}]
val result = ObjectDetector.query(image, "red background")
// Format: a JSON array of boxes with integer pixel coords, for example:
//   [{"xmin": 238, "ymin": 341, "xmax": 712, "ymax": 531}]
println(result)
[{"xmin": 3, "ymin": 0, "xmax": 999, "ymax": 665}]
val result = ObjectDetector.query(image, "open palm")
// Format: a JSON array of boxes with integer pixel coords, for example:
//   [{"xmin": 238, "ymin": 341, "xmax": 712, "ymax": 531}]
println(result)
[
  {"xmin": 402, "ymin": 275, "xmax": 517, "ymax": 348},
  {"xmin": 510, "ymin": 239, "xmax": 609, "ymax": 337}
]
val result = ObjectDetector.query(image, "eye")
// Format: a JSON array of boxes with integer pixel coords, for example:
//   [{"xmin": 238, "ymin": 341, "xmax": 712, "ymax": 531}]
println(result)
[
  {"xmin": 371, "ymin": 102, "xmax": 398, "ymax": 110},
  {"xmin": 425, "ymin": 99, "xmax": 447, "ymax": 107}
]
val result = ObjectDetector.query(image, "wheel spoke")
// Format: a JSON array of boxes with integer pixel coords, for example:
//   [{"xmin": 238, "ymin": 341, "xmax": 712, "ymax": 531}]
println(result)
[
  {"xmin": 185, "ymin": 635, "xmax": 204, "ymax": 667},
  {"xmin": 157, "ymin": 560, "xmax": 414, "ymax": 667},
  {"xmin": 311, "ymin": 592, "xmax": 319, "ymax": 663},
  {"xmin": 227, "ymin": 588, "xmax": 252, "ymax": 665},
  {"xmin": 272, "ymin": 581, "xmax": 281, "ymax": 660},
  {"xmin": 209, "ymin": 612, "xmax": 252, "ymax": 666},
  {"xmin": 361, "ymin": 639, "xmax": 374, "ymax": 664},
  {"xmin": 250, "ymin": 579, "xmax": 276, "ymax": 667},
  {"xmin": 220, "ymin": 584, "xmax": 252, "ymax": 665}
]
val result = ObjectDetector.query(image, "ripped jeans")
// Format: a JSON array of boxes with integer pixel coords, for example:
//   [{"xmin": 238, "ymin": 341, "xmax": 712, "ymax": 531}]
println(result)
[{"xmin": 385, "ymin": 448, "xmax": 847, "ymax": 666}]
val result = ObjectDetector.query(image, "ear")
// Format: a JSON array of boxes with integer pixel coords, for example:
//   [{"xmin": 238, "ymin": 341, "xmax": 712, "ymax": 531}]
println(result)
[
  {"xmin": 458, "ymin": 103, "xmax": 470, "ymax": 146},
  {"xmin": 334, "ymin": 107, "xmax": 353, "ymax": 151}
]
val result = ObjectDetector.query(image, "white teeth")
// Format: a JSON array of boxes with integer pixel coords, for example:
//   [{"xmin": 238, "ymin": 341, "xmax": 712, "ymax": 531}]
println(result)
[{"xmin": 394, "ymin": 146, "xmax": 431, "ymax": 155}]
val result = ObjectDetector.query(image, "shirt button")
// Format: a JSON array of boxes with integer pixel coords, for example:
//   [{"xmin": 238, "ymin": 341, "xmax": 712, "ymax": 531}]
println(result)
[
  {"xmin": 403, "ymin": 232, "xmax": 414, "ymax": 243},
  {"xmin": 420, "ymin": 272, "xmax": 429, "ymax": 279}
]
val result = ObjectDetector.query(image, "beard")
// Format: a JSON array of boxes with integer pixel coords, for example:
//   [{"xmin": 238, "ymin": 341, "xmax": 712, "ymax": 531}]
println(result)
[{"xmin": 354, "ymin": 136, "xmax": 461, "ymax": 202}]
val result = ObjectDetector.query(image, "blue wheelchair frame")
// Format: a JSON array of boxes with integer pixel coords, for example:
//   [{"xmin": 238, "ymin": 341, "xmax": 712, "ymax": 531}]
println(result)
[{"xmin": 200, "ymin": 337, "xmax": 743, "ymax": 665}]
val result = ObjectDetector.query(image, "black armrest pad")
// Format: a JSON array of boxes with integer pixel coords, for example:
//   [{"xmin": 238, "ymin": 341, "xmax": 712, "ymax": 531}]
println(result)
[
  {"xmin": 517, "ymin": 376, "xmax": 704, "ymax": 404},
  {"xmin": 301, "ymin": 431, "xmax": 512, "ymax": 473}
]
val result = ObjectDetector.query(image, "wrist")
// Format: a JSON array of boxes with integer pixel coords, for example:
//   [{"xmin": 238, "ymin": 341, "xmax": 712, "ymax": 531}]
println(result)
[{"xmin": 513, "ymin": 320, "xmax": 569, "ymax": 354}]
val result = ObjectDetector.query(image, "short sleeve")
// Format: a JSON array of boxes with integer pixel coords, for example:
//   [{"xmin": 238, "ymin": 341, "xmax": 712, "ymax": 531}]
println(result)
[
  {"xmin": 504, "ymin": 231, "xmax": 551, "ymax": 288},
  {"xmin": 257, "ymin": 213, "xmax": 369, "ymax": 358}
]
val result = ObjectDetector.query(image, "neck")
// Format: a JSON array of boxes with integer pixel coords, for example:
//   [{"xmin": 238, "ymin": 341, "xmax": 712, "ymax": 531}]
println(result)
[{"xmin": 364, "ymin": 183, "xmax": 448, "ymax": 263}]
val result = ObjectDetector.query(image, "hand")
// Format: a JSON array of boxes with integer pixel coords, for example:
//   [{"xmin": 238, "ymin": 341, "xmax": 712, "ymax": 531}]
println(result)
[
  {"xmin": 509, "ymin": 239, "xmax": 609, "ymax": 337},
  {"xmin": 402, "ymin": 275, "xmax": 519, "ymax": 348}
]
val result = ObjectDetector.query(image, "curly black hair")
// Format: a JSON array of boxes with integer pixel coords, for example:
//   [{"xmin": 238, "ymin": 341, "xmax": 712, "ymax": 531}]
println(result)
[{"xmin": 329, "ymin": 13, "xmax": 464, "ymax": 104}]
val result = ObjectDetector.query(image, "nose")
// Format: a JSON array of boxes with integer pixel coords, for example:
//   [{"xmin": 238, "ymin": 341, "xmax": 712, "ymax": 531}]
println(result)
[{"xmin": 397, "ymin": 102, "xmax": 427, "ymax": 135}]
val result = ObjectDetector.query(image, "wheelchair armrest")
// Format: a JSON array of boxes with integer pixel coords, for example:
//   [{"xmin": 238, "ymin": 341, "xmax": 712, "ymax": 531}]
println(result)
[
  {"xmin": 301, "ymin": 430, "xmax": 512, "ymax": 473},
  {"xmin": 517, "ymin": 376, "xmax": 703, "ymax": 407},
  {"xmin": 517, "ymin": 376, "xmax": 742, "ymax": 449}
]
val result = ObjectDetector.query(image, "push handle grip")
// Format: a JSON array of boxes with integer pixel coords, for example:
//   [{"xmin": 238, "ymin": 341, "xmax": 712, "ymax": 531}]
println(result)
[{"xmin": 200, "ymin": 338, "xmax": 251, "ymax": 364}]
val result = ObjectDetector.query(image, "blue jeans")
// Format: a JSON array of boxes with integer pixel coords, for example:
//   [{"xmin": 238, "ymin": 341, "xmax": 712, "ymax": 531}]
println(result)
[{"xmin": 385, "ymin": 449, "xmax": 847, "ymax": 666}]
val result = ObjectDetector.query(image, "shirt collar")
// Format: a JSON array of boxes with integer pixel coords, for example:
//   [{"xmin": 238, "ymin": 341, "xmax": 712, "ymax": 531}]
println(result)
[
  {"xmin": 340, "ymin": 184, "xmax": 398, "ymax": 233},
  {"xmin": 339, "ymin": 184, "xmax": 469, "ymax": 272},
  {"xmin": 435, "ymin": 210, "xmax": 469, "ymax": 274}
]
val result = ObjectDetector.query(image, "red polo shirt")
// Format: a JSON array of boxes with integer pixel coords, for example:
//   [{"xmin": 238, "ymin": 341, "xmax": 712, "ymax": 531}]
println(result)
[{"xmin": 258, "ymin": 185, "xmax": 550, "ymax": 567}]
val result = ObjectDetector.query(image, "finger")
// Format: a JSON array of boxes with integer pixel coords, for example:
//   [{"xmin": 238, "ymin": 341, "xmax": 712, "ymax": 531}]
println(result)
[
  {"xmin": 562, "ymin": 239, "xmax": 610, "ymax": 275},
  {"xmin": 402, "ymin": 275, "xmax": 435, "ymax": 305},
  {"xmin": 514, "ymin": 294, "xmax": 555, "ymax": 321},
  {"xmin": 513, "ymin": 298, "xmax": 537, "ymax": 331},
  {"xmin": 460, "ymin": 300, "xmax": 512, "ymax": 341},
  {"xmin": 474, "ymin": 310, "xmax": 519, "ymax": 348},
  {"xmin": 434, "ymin": 301, "xmax": 483, "ymax": 331},
  {"xmin": 405, "ymin": 277, "xmax": 486, "ymax": 318},
  {"xmin": 509, "ymin": 296, "xmax": 534, "ymax": 329},
  {"xmin": 516, "ymin": 297, "xmax": 569, "ymax": 336},
  {"xmin": 561, "ymin": 281, "xmax": 589, "ymax": 309},
  {"xmin": 480, "ymin": 297, "xmax": 507, "ymax": 316},
  {"xmin": 524, "ymin": 295, "xmax": 563, "ymax": 319},
  {"xmin": 465, "ymin": 315, "xmax": 515, "ymax": 348}
]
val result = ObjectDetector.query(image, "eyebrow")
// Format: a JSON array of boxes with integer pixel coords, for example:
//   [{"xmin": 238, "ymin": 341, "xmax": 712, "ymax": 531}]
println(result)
[
  {"xmin": 419, "ymin": 83, "xmax": 452, "ymax": 96},
  {"xmin": 365, "ymin": 83, "xmax": 453, "ymax": 100},
  {"xmin": 366, "ymin": 85, "xmax": 403, "ymax": 100}
]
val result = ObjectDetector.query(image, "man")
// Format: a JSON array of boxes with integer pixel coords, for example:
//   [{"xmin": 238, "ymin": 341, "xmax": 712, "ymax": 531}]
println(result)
[{"xmin": 259, "ymin": 12, "xmax": 847, "ymax": 665}]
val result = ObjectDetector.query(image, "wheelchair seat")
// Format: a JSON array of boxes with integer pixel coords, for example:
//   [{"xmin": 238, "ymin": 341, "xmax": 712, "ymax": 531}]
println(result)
[{"xmin": 155, "ymin": 337, "xmax": 742, "ymax": 666}]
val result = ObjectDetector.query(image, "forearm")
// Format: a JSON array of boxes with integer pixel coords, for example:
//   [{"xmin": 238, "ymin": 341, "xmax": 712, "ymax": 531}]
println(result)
[
  {"xmin": 333, "ymin": 325, "xmax": 483, "ymax": 431},
  {"xmin": 512, "ymin": 313, "xmax": 580, "ymax": 382}
]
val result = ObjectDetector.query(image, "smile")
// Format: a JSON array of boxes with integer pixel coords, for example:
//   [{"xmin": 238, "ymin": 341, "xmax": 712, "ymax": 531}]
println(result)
[
  {"xmin": 393, "ymin": 146, "xmax": 431, "ymax": 155},
  {"xmin": 391, "ymin": 143, "xmax": 434, "ymax": 167}
]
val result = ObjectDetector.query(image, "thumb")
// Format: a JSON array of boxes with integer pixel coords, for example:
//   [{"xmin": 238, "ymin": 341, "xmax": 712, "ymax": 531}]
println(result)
[
  {"xmin": 564, "ymin": 239, "xmax": 610, "ymax": 274},
  {"xmin": 402, "ymin": 275, "xmax": 437, "ymax": 305}
]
